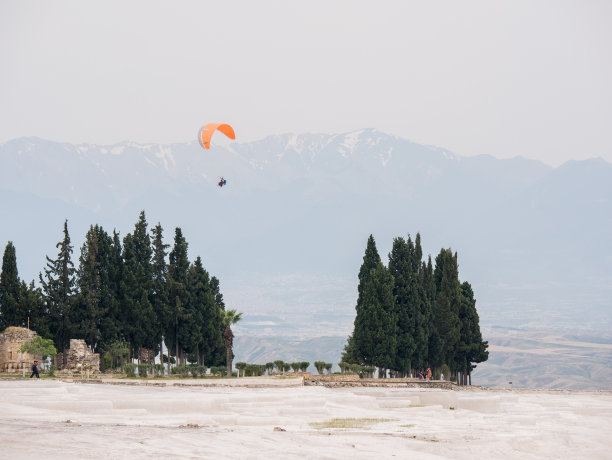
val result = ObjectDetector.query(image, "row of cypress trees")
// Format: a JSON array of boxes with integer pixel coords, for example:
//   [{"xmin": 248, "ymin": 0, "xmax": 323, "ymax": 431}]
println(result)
[
  {"xmin": 342, "ymin": 234, "xmax": 488, "ymax": 383},
  {"xmin": 0, "ymin": 211, "xmax": 227, "ymax": 369}
]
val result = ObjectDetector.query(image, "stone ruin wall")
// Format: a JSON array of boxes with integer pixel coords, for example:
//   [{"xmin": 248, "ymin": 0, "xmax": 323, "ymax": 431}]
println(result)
[
  {"xmin": 0, "ymin": 327, "xmax": 41, "ymax": 373},
  {"xmin": 55, "ymin": 339, "xmax": 100, "ymax": 376}
]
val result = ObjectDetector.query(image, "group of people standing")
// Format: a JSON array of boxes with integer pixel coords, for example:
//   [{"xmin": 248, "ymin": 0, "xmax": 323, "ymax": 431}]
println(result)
[{"xmin": 416, "ymin": 367, "xmax": 432, "ymax": 380}]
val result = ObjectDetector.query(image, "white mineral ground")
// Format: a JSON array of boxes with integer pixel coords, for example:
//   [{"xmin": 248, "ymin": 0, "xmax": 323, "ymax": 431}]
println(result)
[{"xmin": 0, "ymin": 378, "xmax": 611, "ymax": 459}]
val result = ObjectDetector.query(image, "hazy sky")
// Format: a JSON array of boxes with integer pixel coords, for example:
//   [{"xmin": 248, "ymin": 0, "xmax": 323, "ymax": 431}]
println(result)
[{"xmin": 1, "ymin": 1, "xmax": 611, "ymax": 166}]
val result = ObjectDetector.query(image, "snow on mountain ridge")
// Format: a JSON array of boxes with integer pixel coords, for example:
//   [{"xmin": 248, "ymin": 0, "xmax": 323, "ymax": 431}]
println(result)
[
  {"xmin": 338, "ymin": 130, "xmax": 362, "ymax": 158},
  {"xmin": 154, "ymin": 146, "xmax": 176, "ymax": 171},
  {"xmin": 380, "ymin": 147, "xmax": 393, "ymax": 167}
]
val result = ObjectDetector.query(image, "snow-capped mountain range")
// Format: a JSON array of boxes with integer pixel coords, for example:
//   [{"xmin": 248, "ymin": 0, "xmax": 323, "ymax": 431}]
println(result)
[{"xmin": 1, "ymin": 129, "xmax": 611, "ymax": 338}]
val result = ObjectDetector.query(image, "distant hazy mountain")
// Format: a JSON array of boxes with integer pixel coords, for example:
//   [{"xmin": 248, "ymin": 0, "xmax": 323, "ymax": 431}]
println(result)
[
  {"xmin": 232, "ymin": 327, "xmax": 612, "ymax": 390},
  {"xmin": 1, "ymin": 130, "xmax": 611, "ymax": 340}
]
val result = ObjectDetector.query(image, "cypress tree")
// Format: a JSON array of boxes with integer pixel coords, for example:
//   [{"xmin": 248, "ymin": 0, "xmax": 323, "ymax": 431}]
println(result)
[
  {"xmin": 188, "ymin": 256, "xmax": 223, "ymax": 366},
  {"xmin": 343, "ymin": 235, "xmax": 382, "ymax": 364},
  {"xmin": 388, "ymin": 236, "xmax": 416, "ymax": 377},
  {"xmin": 353, "ymin": 261, "xmax": 396, "ymax": 376},
  {"xmin": 423, "ymin": 255, "xmax": 436, "ymax": 302},
  {"xmin": 415, "ymin": 259, "xmax": 433, "ymax": 370},
  {"xmin": 120, "ymin": 233, "xmax": 137, "ymax": 355},
  {"xmin": 21, "ymin": 280, "xmax": 49, "ymax": 337},
  {"xmin": 184, "ymin": 259, "xmax": 204, "ymax": 363},
  {"xmin": 207, "ymin": 275, "xmax": 227, "ymax": 366},
  {"xmin": 0, "ymin": 241, "xmax": 22, "ymax": 328},
  {"xmin": 411, "ymin": 234, "xmax": 433, "ymax": 371},
  {"xmin": 40, "ymin": 220, "xmax": 77, "ymax": 356},
  {"xmin": 433, "ymin": 248, "xmax": 462, "ymax": 374},
  {"xmin": 151, "ymin": 223, "xmax": 170, "ymax": 366},
  {"xmin": 456, "ymin": 282, "xmax": 489, "ymax": 384},
  {"xmin": 0, "ymin": 243, "xmax": 46, "ymax": 334},
  {"xmin": 423, "ymin": 255, "xmax": 441, "ymax": 368},
  {"xmin": 121, "ymin": 212, "xmax": 158, "ymax": 359},
  {"xmin": 167, "ymin": 227, "xmax": 190, "ymax": 365},
  {"xmin": 74, "ymin": 226, "xmax": 104, "ymax": 350},
  {"xmin": 358, "ymin": 235, "xmax": 382, "ymax": 295},
  {"xmin": 97, "ymin": 230, "xmax": 123, "ymax": 355}
]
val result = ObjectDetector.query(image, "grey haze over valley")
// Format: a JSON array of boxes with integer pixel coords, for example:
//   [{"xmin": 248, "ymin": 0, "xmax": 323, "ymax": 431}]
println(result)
[{"xmin": 1, "ymin": 130, "xmax": 610, "ymax": 389}]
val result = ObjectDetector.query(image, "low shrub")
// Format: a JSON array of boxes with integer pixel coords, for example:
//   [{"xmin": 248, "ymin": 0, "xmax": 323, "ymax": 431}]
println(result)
[
  {"xmin": 244, "ymin": 364, "xmax": 266, "ymax": 376},
  {"xmin": 235, "ymin": 362, "xmax": 247, "ymax": 377},
  {"xmin": 153, "ymin": 364, "xmax": 165, "ymax": 376},
  {"xmin": 209, "ymin": 366, "xmax": 226, "ymax": 377},
  {"xmin": 45, "ymin": 365, "xmax": 57, "ymax": 377},
  {"xmin": 314, "ymin": 361, "xmax": 326, "ymax": 374},
  {"xmin": 189, "ymin": 364, "xmax": 205, "ymax": 378},
  {"xmin": 138, "ymin": 363, "xmax": 150, "ymax": 377},
  {"xmin": 173, "ymin": 364, "xmax": 189, "ymax": 378},
  {"xmin": 124, "ymin": 363, "xmax": 136, "ymax": 378}
]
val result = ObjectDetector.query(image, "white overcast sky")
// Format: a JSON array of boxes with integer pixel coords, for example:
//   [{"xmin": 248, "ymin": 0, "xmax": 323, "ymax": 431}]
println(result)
[{"xmin": 1, "ymin": 0, "xmax": 611, "ymax": 166}]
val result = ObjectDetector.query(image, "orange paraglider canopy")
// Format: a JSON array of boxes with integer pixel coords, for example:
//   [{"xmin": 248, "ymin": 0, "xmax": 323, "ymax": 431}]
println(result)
[{"xmin": 198, "ymin": 123, "xmax": 236, "ymax": 149}]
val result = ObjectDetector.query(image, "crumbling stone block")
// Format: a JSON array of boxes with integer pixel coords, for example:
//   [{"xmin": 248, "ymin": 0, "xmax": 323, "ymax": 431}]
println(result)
[
  {"xmin": 55, "ymin": 339, "xmax": 100, "ymax": 376},
  {"xmin": 0, "ymin": 327, "xmax": 41, "ymax": 373}
]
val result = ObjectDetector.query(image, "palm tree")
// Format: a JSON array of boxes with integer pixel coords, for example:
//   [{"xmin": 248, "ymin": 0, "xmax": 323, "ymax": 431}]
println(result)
[{"xmin": 222, "ymin": 309, "xmax": 243, "ymax": 377}]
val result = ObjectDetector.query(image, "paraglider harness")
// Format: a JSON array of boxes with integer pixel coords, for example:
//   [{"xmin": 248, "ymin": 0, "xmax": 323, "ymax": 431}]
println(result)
[{"xmin": 218, "ymin": 177, "xmax": 227, "ymax": 187}]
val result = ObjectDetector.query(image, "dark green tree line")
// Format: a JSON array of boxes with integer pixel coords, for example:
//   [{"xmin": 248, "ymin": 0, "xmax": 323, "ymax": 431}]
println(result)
[
  {"xmin": 344, "ymin": 233, "xmax": 488, "ymax": 383},
  {"xmin": 0, "ymin": 212, "xmax": 229, "ymax": 372}
]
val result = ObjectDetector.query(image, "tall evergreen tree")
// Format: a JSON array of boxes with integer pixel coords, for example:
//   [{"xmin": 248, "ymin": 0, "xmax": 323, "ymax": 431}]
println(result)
[
  {"xmin": 184, "ymin": 259, "xmax": 204, "ymax": 363},
  {"xmin": 121, "ymin": 212, "xmax": 158, "ymax": 358},
  {"xmin": 186, "ymin": 256, "xmax": 223, "ymax": 366},
  {"xmin": 20, "ymin": 280, "xmax": 49, "ymax": 337},
  {"xmin": 207, "ymin": 275, "xmax": 227, "ymax": 366},
  {"xmin": 40, "ymin": 220, "xmax": 76, "ymax": 356},
  {"xmin": 433, "ymin": 248, "xmax": 462, "ymax": 372},
  {"xmin": 412, "ymin": 234, "xmax": 433, "ymax": 371},
  {"xmin": 1, "ymin": 243, "xmax": 49, "ymax": 335},
  {"xmin": 0, "ymin": 241, "xmax": 23, "ymax": 328},
  {"xmin": 167, "ymin": 227, "xmax": 190, "ymax": 365},
  {"xmin": 353, "ymin": 261, "xmax": 396, "ymax": 375},
  {"xmin": 358, "ymin": 235, "xmax": 382, "ymax": 295},
  {"xmin": 151, "ymin": 223, "xmax": 170, "ymax": 365},
  {"xmin": 423, "ymin": 255, "xmax": 441, "ymax": 368},
  {"xmin": 74, "ymin": 226, "xmax": 108, "ymax": 351},
  {"xmin": 388, "ymin": 236, "xmax": 417, "ymax": 377},
  {"xmin": 97, "ymin": 230, "xmax": 123, "ymax": 354},
  {"xmin": 415, "ymin": 262, "xmax": 434, "ymax": 370},
  {"xmin": 343, "ymin": 235, "xmax": 382, "ymax": 364},
  {"xmin": 456, "ymin": 282, "xmax": 489, "ymax": 384}
]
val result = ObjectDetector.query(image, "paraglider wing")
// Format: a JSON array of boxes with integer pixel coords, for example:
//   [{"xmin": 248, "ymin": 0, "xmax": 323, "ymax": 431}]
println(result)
[{"xmin": 198, "ymin": 123, "xmax": 236, "ymax": 150}]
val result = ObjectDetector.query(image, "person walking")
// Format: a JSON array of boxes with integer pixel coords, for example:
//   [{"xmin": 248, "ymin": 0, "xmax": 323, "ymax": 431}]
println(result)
[
  {"xmin": 426, "ymin": 367, "xmax": 432, "ymax": 381},
  {"xmin": 30, "ymin": 360, "xmax": 40, "ymax": 379}
]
